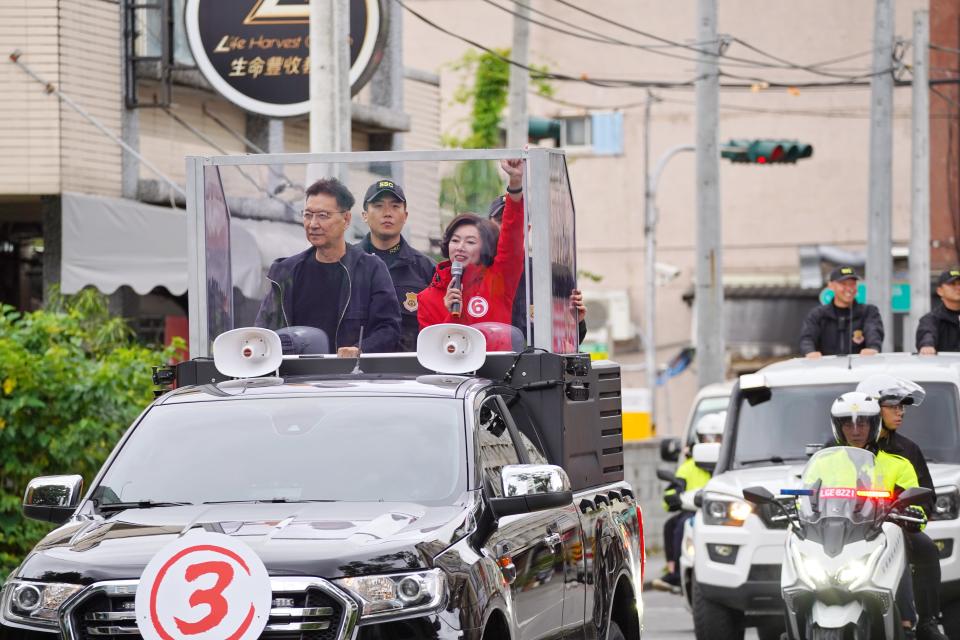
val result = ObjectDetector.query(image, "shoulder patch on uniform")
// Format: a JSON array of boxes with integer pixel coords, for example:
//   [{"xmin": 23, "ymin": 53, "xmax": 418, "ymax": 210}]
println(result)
[{"xmin": 403, "ymin": 292, "xmax": 419, "ymax": 312}]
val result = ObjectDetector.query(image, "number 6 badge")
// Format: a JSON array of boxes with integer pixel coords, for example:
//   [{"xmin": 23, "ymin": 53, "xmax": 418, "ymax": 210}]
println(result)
[{"xmin": 135, "ymin": 531, "xmax": 272, "ymax": 640}]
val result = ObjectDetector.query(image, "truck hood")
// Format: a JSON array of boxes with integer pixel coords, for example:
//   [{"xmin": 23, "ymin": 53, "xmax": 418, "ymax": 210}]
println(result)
[
  {"xmin": 929, "ymin": 464, "xmax": 960, "ymax": 492},
  {"xmin": 17, "ymin": 500, "xmax": 473, "ymax": 584},
  {"xmin": 703, "ymin": 464, "xmax": 806, "ymax": 499}
]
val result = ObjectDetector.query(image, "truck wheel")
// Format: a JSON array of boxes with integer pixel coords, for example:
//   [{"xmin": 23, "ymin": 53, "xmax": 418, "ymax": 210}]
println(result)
[
  {"xmin": 942, "ymin": 600, "xmax": 960, "ymax": 640},
  {"xmin": 809, "ymin": 626, "xmax": 844, "ymax": 640},
  {"xmin": 607, "ymin": 621, "xmax": 627, "ymax": 640},
  {"xmin": 692, "ymin": 578, "xmax": 744, "ymax": 640}
]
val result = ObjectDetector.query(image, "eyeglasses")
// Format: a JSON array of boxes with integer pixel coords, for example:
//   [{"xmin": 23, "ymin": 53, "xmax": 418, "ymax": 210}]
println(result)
[
  {"xmin": 881, "ymin": 404, "xmax": 906, "ymax": 414},
  {"xmin": 300, "ymin": 209, "xmax": 346, "ymax": 223}
]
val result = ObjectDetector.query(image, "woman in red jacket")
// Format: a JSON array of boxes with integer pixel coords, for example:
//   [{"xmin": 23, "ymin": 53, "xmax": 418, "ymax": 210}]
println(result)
[{"xmin": 417, "ymin": 159, "xmax": 525, "ymax": 335}]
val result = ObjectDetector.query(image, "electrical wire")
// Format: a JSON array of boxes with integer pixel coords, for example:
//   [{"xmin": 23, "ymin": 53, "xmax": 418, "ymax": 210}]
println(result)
[
  {"xmin": 931, "ymin": 86, "xmax": 960, "ymax": 111},
  {"xmin": 931, "ymin": 43, "xmax": 960, "ymax": 56},
  {"xmin": 549, "ymin": 0, "xmax": 882, "ymax": 78},
  {"xmin": 485, "ymin": 0, "xmax": 876, "ymax": 77}
]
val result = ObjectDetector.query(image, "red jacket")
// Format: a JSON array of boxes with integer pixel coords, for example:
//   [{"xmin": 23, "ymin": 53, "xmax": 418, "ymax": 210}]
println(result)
[{"xmin": 418, "ymin": 196, "xmax": 525, "ymax": 331}]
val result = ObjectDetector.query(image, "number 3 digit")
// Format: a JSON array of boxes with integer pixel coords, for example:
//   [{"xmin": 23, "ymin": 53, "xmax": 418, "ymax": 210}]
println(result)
[{"xmin": 175, "ymin": 560, "xmax": 234, "ymax": 635}]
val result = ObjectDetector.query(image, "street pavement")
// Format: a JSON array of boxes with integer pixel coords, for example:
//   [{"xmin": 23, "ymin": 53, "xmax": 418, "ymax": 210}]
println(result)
[{"xmin": 642, "ymin": 551, "xmax": 760, "ymax": 640}]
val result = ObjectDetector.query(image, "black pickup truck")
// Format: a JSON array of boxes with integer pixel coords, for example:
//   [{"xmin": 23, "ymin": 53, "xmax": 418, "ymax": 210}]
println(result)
[{"xmin": 0, "ymin": 350, "xmax": 644, "ymax": 640}]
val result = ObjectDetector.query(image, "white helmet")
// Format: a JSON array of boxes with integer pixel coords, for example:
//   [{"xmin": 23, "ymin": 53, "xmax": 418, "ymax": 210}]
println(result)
[
  {"xmin": 856, "ymin": 374, "xmax": 925, "ymax": 407},
  {"xmin": 830, "ymin": 391, "xmax": 882, "ymax": 446},
  {"xmin": 696, "ymin": 411, "xmax": 726, "ymax": 442}
]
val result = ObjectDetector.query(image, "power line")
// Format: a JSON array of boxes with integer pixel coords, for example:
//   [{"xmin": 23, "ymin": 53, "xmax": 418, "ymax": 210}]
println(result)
[
  {"xmin": 485, "ymin": 0, "xmax": 875, "ymax": 78},
  {"xmin": 398, "ymin": 0, "xmax": 919, "ymax": 92},
  {"xmin": 550, "ymin": 0, "xmax": 881, "ymax": 78},
  {"xmin": 931, "ymin": 43, "xmax": 960, "ymax": 56},
  {"xmin": 931, "ymin": 86, "xmax": 960, "ymax": 112}
]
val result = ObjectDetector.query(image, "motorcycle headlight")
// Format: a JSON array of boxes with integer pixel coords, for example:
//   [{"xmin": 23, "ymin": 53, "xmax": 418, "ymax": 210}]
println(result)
[
  {"xmin": 834, "ymin": 558, "xmax": 869, "ymax": 585},
  {"xmin": 702, "ymin": 495, "xmax": 752, "ymax": 527},
  {"xmin": 1, "ymin": 580, "xmax": 82, "ymax": 629},
  {"xmin": 931, "ymin": 489, "xmax": 959, "ymax": 521},
  {"xmin": 335, "ymin": 569, "xmax": 445, "ymax": 621},
  {"xmin": 800, "ymin": 554, "xmax": 829, "ymax": 586}
]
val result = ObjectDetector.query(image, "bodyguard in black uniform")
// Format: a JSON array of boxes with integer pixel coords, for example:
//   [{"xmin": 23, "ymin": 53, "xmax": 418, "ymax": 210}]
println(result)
[
  {"xmin": 799, "ymin": 266, "xmax": 884, "ymax": 357},
  {"xmin": 360, "ymin": 180, "xmax": 435, "ymax": 352},
  {"xmin": 916, "ymin": 268, "xmax": 960, "ymax": 355},
  {"xmin": 858, "ymin": 374, "xmax": 947, "ymax": 640}
]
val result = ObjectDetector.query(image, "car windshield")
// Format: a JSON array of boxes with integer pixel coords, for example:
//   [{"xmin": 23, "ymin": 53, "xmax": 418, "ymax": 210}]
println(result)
[
  {"xmin": 732, "ymin": 382, "xmax": 960, "ymax": 468},
  {"xmin": 93, "ymin": 397, "xmax": 466, "ymax": 507}
]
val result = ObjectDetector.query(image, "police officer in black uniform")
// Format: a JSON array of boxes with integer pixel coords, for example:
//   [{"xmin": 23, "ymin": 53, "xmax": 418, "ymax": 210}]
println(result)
[
  {"xmin": 360, "ymin": 180, "xmax": 435, "ymax": 352},
  {"xmin": 857, "ymin": 374, "xmax": 947, "ymax": 640},
  {"xmin": 916, "ymin": 268, "xmax": 960, "ymax": 355},
  {"xmin": 799, "ymin": 266, "xmax": 884, "ymax": 358}
]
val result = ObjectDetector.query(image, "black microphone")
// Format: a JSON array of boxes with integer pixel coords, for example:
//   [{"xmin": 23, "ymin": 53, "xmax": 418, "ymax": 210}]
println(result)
[{"xmin": 450, "ymin": 260, "xmax": 464, "ymax": 318}]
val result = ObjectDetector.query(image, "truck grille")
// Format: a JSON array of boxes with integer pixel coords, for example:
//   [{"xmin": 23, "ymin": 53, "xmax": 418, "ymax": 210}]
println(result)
[{"xmin": 62, "ymin": 578, "xmax": 358, "ymax": 640}]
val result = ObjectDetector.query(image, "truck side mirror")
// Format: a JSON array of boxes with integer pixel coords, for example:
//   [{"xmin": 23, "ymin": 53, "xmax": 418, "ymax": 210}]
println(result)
[
  {"xmin": 23, "ymin": 475, "xmax": 83, "ymax": 524},
  {"xmin": 660, "ymin": 437, "xmax": 681, "ymax": 463},
  {"xmin": 489, "ymin": 464, "xmax": 573, "ymax": 519}
]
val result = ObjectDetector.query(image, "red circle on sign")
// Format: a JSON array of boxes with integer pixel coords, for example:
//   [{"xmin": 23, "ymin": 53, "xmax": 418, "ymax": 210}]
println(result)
[{"xmin": 148, "ymin": 545, "xmax": 258, "ymax": 640}]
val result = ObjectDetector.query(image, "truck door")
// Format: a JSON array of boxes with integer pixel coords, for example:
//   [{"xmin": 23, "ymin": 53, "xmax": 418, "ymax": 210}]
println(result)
[{"xmin": 478, "ymin": 396, "xmax": 567, "ymax": 640}]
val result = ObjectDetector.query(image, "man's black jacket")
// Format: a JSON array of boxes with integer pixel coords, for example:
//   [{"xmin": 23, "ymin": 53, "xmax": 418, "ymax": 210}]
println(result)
[
  {"xmin": 799, "ymin": 301, "xmax": 884, "ymax": 355},
  {"xmin": 916, "ymin": 302, "xmax": 960, "ymax": 352},
  {"xmin": 254, "ymin": 243, "xmax": 401, "ymax": 353},
  {"xmin": 878, "ymin": 430, "xmax": 935, "ymax": 515},
  {"xmin": 361, "ymin": 234, "xmax": 435, "ymax": 352}
]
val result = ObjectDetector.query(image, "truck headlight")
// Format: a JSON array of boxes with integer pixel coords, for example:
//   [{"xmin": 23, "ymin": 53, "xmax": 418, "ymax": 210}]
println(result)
[
  {"xmin": 702, "ymin": 495, "xmax": 752, "ymax": 527},
  {"xmin": 931, "ymin": 489, "xmax": 959, "ymax": 521},
  {"xmin": 1, "ymin": 580, "xmax": 82, "ymax": 629},
  {"xmin": 335, "ymin": 569, "xmax": 445, "ymax": 621}
]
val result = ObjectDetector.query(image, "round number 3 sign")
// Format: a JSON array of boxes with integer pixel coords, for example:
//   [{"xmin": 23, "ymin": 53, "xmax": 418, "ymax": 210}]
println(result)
[{"xmin": 135, "ymin": 532, "xmax": 272, "ymax": 640}]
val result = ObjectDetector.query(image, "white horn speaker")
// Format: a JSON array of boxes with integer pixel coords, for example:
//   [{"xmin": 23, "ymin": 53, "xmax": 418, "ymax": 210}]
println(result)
[
  {"xmin": 416, "ymin": 324, "xmax": 487, "ymax": 374},
  {"xmin": 213, "ymin": 327, "xmax": 284, "ymax": 378}
]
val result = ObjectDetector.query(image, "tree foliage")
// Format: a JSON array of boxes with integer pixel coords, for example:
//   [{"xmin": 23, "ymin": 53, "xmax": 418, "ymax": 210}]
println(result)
[
  {"xmin": 440, "ymin": 49, "xmax": 554, "ymax": 217},
  {"xmin": 0, "ymin": 289, "xmax": 179, "ymax": 574}
]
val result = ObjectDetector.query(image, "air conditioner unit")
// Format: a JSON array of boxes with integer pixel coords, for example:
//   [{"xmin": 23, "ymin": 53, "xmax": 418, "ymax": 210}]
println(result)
[{"xmin": 581, "ymin": 290, "xmax": 636, "ymax": 342}]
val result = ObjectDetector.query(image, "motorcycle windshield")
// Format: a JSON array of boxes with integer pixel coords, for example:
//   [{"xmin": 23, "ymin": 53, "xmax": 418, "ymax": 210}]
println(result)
[
  {"xmin": 798, "ymin": 447, "xmax": 888, "ymax": 526},
  {"xmin": 796, "ymin": 447, "xmax": 887, "ymax": 556}
]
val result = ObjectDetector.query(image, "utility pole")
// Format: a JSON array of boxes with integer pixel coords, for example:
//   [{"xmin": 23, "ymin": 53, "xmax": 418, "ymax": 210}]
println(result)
[
  {"xmin": 309, "ymin": 0, "xmax": 351, "ymax": 176},
  {"xmin": 866, "ymin": 0, "xmax": 895, "ymax": 352},
  {"xmin": 643, "ymin": 91, "xmax": 661, "ymax": 429},
  {"xmin": 507, "ymin": 0, "xmax": 529, "ymax": 149},
  {"xmin": 907, "ymin": 10, "xmax": 931, "ymax": 346},
  {"xmin": 694, "ymin": 0, "xmax": 724, "ymax": 387}
]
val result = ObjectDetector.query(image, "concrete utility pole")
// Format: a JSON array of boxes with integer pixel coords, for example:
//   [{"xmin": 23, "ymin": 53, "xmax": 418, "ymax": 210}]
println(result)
[
  {"xmin": 309, "ymin": 0, "xmax": 351, "ymax": 166},
  {"xmin": 866, "ymin": 0, "xmax": 895, "ymax": 352},
  {"xmin": 507, "ymin": 0, "xmax": 530, "ymax": 149},
  {"xmin": 694, "ymin": 0, "xmax": 724, "ymax": 387},
  {"xmin": 907, "ymin": 10, "xmax": 931, "ymax": 347}
]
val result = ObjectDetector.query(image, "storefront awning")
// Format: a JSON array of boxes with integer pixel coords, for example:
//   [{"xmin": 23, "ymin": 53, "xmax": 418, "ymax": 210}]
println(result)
[{"xmin": 61, "ymin": 192, "xmax": 306, "ymax": 300}]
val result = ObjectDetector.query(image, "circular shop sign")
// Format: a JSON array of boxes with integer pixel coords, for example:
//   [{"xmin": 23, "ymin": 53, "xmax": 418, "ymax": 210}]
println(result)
[
  {"xmin": 135, "ymin": 531, "xmax": 272, "ymax": 640},
  {"xmin": 185, "ymin": 0, "xmax": 387, "ymax": 118}
]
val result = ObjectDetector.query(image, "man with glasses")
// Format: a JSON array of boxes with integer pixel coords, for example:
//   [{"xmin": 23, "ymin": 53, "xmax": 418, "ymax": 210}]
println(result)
[
  {"xmin": 255, "ymin": 177, "xmax": 401, "ymax": 355},
  {"xmin": 360, "ymin": 180, "xmax": 435, "ymax": 352}
]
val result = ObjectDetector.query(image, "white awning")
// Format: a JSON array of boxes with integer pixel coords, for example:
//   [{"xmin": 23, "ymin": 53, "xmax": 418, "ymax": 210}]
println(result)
[{"xmin": 61, "ymin": 192, "xmax": 307, "ymax": 300}]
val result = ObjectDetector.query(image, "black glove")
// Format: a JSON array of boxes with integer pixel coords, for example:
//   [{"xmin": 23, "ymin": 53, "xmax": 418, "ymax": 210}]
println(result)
[
  {"xmin": 898, "ymin": 505, "xmax": 926, "ymax": 532},
  {"xmin": 664, "ymin": 489, "xmax": 682, "ymax": 512}
]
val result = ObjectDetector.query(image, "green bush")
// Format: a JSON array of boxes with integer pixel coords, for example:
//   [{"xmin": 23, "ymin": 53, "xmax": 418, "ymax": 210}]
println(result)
[{"xmin": 0, "ymin": 289, "xmax": 179, "ymax": 575}]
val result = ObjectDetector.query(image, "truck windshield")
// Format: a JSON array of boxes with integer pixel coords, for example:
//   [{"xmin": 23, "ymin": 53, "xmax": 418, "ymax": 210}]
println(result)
[
  {"xmin": 93, "ymin": 397, "xmax": 466, "ymax": 507},
  {"xmin": 732, "ymin": 382, "xmax": 960, "ymax": 468}
]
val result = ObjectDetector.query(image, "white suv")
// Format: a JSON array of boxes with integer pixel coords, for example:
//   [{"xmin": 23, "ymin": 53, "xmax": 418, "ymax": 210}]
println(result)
[{"xmin": 688, "ymin": 354, "xmax": 960, "ymax": 640}]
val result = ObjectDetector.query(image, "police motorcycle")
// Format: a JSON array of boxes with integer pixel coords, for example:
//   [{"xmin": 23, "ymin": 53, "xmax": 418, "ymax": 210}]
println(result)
[
  {"xmin": 743, "ymin": 445, "xmax": 931, "ymax": 640},
  {"xmin": 654, "ymin": 412, "xmax": 725, "ymax": 596}
]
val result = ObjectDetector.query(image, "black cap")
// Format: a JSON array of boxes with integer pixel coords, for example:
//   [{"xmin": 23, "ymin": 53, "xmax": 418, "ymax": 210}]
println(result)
[
  {"xmin": 939, "ymin": 268, "xmax": 960, "ymax": 286},
  {"xmin": 488, "ymin": 195, "xmax": 506, "ymax": 220},
  {"xmin": 363, "ymin": 180, "xmax": 406, "ymax": 207},
  {"xmin": 828, "ymin": 266, "xmax": 861, "ymax": 282}
]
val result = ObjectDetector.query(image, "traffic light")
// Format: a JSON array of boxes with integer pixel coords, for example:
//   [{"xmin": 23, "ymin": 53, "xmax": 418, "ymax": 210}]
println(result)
[{"xmin": 721, "ymin": 139, "xmax": 813, "ymax": 164}]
